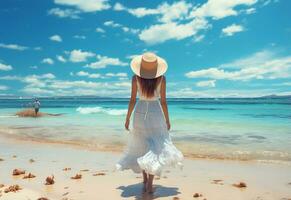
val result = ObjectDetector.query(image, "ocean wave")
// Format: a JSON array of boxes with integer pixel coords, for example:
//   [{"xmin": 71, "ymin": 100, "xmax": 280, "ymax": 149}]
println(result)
[
  {"xmin": 76, "ymin": 106, "xmax": 127, "ymax": 116},
  {"xmin": 0, "ymin": 115, "xmax": 18, "ymax": 118}
]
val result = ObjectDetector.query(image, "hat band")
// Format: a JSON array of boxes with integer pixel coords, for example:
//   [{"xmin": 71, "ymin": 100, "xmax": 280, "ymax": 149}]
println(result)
[{"xmin": 140, "ymin": 58, "xmax": 158, "ymax": 79}]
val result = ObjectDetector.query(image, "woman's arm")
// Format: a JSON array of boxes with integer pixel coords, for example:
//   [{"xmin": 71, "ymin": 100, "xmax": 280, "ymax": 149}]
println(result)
[
  {"xmin": 160, "ymin": 76, "xmax": 170, "ymax": 130},
  {"xmin": 125, "ymin": 75, "xmax": 137, "ymax": 130}
]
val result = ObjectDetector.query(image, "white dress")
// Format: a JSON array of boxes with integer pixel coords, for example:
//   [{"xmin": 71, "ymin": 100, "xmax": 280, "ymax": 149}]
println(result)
[{"xmin": 116, "ymin": 77, "xmax": 183, "ymax": 176}]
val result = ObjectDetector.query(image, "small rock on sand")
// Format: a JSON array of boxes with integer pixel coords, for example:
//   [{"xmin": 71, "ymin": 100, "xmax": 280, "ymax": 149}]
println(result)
[
  {"xmin": 37, "ymin": 198, "xmax": 49, "ymax": 200},
  {"xmin": 0, "ymin": 158, "xmax": 4, "ymax": 161},
  {"xmin": 12, "ymin": 169, "xmax": 25, "ymax": 176},
  {"xmin": 193, "ymin": 193, "xmax": 203, "ymax": 198},
  {"xmin": 92, "ymin": 172, "xmax": 106, "ymax": 176},
  {"xmin": 45, "ymin": 176, "xmax": 55, "ymax": 185},
  {"xmin": 232, "ymin": 182, "xmax": 247, "ymax": 188},
  {"xmin": 29, "ymin": 159, "xmax": 35, "ymax": 163},
  {"xmin": 4, "ymin": 185, "xmax": 22, "ymax": 193},
  {"xmin": 23, "ymin": 173, "xmax": 36, "ymax": 179},
  {"xmin": 71, "ymin": 174, "xmax": 82, "ymax": 179},
  {"xmin": 63, "ymin": 168, "xmax": 71, "ymax": 171},
  {"xmin": 0, "ymin": 184, "xmax": 5, "ymax": 188},
  {"xmin": 173, "ymin": 197, "xmax": 180, "ymax": 200}
]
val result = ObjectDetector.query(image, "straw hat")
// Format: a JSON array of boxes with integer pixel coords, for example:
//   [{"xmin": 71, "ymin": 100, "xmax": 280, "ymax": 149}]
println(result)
[{"xmin": 130, "ymin": 52, "xmax": 168, "ymax": 79}]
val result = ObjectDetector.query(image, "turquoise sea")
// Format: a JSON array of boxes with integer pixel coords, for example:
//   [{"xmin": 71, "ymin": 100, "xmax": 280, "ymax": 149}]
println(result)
[{"xmin": 0, "ymin": 97, "xmax": 290, "ymax": 164}]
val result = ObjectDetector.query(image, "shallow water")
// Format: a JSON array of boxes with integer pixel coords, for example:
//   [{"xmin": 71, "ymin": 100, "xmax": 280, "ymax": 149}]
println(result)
[{"xmin": 0, "ymin": 97, "xmax": 290, "ymax": 163}]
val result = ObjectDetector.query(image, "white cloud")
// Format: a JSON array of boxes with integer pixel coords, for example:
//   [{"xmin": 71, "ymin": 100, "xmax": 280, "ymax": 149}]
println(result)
[
  {"xmin": 75, "ymin": 71, "xmax": 101, "ymax": 78},
  {"xmin": 185, "ymin": 50, "xmax": 291, "ymax": 81},
  {"xmin": 85, "ymin": 55, "xmax": 127, "ymax": 69},
  {"xmin": 96, "ymin": 27, "xmax": 105, "ymax": 33},
  {"xmin": 114, "ymin": 0, "xmax": 260, "ymax": 44},
  {"xmin": 189, "ymin": 0, "xmax": 257, "ymax": 20},
  {"xmin": 73, "ymin": 35, "xmax": 86, "ymax": 39},
  {"xmin": 69, "ymin": 49, "xmax": 95, "ymax": 62},
  {"xmin": 56, "ymin": 55, "xmax": 66, "ymax": 62},
  {"xmin": 103, "ymin": 20, "xmax": 139, "ymax": 34},
  {"xmin": 104, "ymin": 20, "xmax": 122, "ymax": 28},
  {"xmin": 139, "ymin": 18, "xmax": 209, "ymax": 44},
  {"xmin": 113, "ymin": 3, "xmax": 126, "ymax": 11},
  {"xmin": 126, "ymin": 54, "xmax": 139, "ymax": 59},
  {"xmin": 30, "ymin": 65, "xmax": 38, "ymax": 69},
  {"xmin": 222, "ymin": 24, "xmax": 244, "ymax": 36},
  {"xmin": 49, "ymin": 34, "xmax": 63, "ymax": 42},
  {"xmin": 41, "ymin": 58, "xmax": 54, "ymax": 65},
  {"xmin": 0, "ymin": 85, "xmax": 8, "ymax": 90},
  {"xmin": 22, "ymin": 87, "xmax": 56, "ymax": 95},
  {"xmin": 34, "ymin": 47, "xmax": 42, "ymax": 51},
  {"xmin": 0, "ymin": 75, "xmax": 21, "ymax": 81},
  {"xmin": 0, "ymin": 43, "xmax": 28, "ymax": 51},
  {"xmin": 167, "ymin": 87, "xmax": 282, "ymax": 98},
  {"xmin": 114, "ymin": 1, "xmax": 192, "ymax": 23},
  {"xmin": 0, "ymin": 72, "xmax": 130, "ymax": 97},
  {"xmin": 0, "ymin": 63, "xmax": 13, "ymax": 71},
  {"xmin": 157, "ymin": 1, "xmax": 192, "ymax": 23},
  {"xmin": 244, "ymin": 7, "xmax": 256, "ymax": 14},
  {"xmin": 105, "ymin": 72, "xmax": 127, "ymax": 77},
  {"xmin": 193, "ymin": 34, "xmax": 205, "ymax": 42},
  {"xmin": 54, "ymin": 0, "xmax": 110, "ymax": 12},
  {"xmin": 48, "ymin": 8, "xmax": 80, "ymax": 19},
  {"xmin": 122, "ymin": 26, "xmax": 140, "ymax": 34},
  {"xmin": 221, "ymin": 50, "xmax": 273, "ymax": 69},
  {"xmin": 196, "ymin": 80, "xmax": 216, "ymax": 87}
]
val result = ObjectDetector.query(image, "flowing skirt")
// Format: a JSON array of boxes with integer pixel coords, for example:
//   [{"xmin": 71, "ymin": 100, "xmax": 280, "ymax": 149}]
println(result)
[{"xmin": 116, "ymin": 100, "xmax": 183, "ymax": 176}]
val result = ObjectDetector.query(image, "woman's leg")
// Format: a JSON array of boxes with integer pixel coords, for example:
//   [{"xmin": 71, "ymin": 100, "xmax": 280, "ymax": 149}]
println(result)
[
  {"xmin": 142, "ymin": 170, "xmax": 148, "ymax": 192},
  {"xmin": 147, "ymin": 174, "xmax": 154, "ymax": 193},
  {"xmin": 142, "ymin": 170, "xmax": 148, "ymax": 183}
]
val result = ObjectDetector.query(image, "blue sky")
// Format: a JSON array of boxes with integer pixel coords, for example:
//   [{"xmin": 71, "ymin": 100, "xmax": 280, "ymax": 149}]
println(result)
[{"xmin": 0, "ymin": 0, "xmax": 290, "ymax": 97}]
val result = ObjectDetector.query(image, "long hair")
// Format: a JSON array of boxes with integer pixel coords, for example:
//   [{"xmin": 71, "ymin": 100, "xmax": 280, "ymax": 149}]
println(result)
[{"xmin": 137, "ymin": 76, "xmax": 162, "ymax": 98}]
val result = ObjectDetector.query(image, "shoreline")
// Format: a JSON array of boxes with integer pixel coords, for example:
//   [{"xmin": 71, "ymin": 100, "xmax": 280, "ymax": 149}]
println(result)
[
  {"xmin": 0, "ymin": 136, "xmax": 291, "ymax": 200},
  {"xmin": 0, "ymin": 127, "xmax": 291, "ymax": 165}
]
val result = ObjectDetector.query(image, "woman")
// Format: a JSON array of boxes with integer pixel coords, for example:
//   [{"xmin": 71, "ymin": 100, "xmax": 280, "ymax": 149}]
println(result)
[{"xmin": 116, "ymin": 52, "xmax": 183, "ymax": 193}]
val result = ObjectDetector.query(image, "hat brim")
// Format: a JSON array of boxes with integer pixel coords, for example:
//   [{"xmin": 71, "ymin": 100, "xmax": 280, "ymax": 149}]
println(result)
[{"xmin": 130, "ymin": 55, "xmax": 168, "ymax": 79}]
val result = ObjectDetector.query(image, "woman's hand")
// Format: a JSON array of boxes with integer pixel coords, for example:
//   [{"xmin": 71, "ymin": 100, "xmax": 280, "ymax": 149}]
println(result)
[
  {"xmin": 166, "ymin": 121, "xmax": 171, "ymax": 130},
  {"xmin": 125, "ymin": 119, "xmax": 130, "ymax": 131}
]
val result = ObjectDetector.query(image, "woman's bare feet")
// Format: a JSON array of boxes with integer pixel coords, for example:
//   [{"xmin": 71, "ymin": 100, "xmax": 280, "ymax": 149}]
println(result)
[
  {"xmin": 147, "ymin": 174, "xmax": 155, "ymax": 194},
  {"xmin": 142, "ymin": 181, "xmax": 147, "ymax": 192}
]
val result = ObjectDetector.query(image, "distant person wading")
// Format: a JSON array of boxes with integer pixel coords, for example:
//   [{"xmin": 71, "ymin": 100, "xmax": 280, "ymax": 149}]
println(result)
[{"xmin": 33, "ymin": 99, "xmax": 40, "ymax": 117}]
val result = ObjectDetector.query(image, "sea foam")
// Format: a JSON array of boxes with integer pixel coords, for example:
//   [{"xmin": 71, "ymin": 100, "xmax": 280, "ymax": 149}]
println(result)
[{"xmin": 76, "ymin": 106, "xmax": 127, "ymax": 116}]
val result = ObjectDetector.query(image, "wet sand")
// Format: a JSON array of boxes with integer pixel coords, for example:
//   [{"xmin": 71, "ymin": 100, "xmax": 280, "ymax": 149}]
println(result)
[{"xmin": 0, "ymin": 136, "xmax": 291, "ymax": 200}]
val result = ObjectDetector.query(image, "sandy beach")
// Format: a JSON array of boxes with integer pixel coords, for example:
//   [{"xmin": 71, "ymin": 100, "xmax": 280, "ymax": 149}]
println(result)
[{"xmin": 0, "ymin": 136, "xmax": 291, "ymax": 200}]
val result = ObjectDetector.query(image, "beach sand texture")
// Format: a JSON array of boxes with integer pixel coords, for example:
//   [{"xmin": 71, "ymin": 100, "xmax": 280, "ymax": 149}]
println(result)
[{"xmin": 0, "ymin": 137, "xmax": 291, "ymax": 200}]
